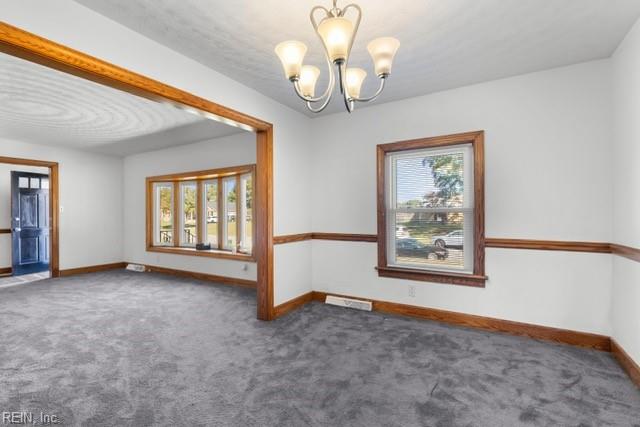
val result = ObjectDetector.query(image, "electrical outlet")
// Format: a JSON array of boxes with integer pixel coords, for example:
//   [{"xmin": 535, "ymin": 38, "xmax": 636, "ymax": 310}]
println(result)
[
  {"xmin": 242, "ymin": 264, "xmax": 248, "ymax": 271},
  {"xmin": 408, "ymin": 285, "xmax": 416, "ymax": 298}
]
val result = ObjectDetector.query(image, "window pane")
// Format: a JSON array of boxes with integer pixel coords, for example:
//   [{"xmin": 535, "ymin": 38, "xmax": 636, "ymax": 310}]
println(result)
[
  {"xmin": 223, "ymin": 177, "xmax": 237, "ymax": 250},
  {"xmin": 18, "ymin": 177, "xmax": 29, "ymax": 188},
  {"xmin": 240, "ymin": 173, "xmax": 252, "ymax": 253},
  {"xmin": 30, "ymin": 177, "xmax": 40, "ymax": 189},
  {"xmin": 181, "ymin": 182, "xmax": 197, "ymax": 246},
  {"xmin": 395, "ymin": 152, "xmax": 464, "ymax": 209},
  {"xmin": 393, "ymin": 211, "xmax": 467, "ymax": 270},
  {"xmin": 204, "ymin": 181, "xmax": 218, "ymax": 247},
  {"xmin": 41, "ymin": 178, "xmax": 49, "ymax": 189},
  {"xmin": 155, "ymin": 183, "xmax": 173, "ymax": 244}
]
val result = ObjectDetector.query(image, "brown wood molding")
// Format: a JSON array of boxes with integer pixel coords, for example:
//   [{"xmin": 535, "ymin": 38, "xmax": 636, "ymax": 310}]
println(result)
[
  {"xmin": 0, "ymin": 22, "xmax": 269, "ymax": 132},
  {"xmin": 59, "ymin": 262, "xmax": 127, "ymax": 277},
  {"xmin": 273, "ymin": 233, "xmax": 313, "ymax": 245},
  {"xmin": 146, "ymin": 246, "xmax": 255, "ymax": 262},
  {"xmin": 312, "ymin": 291, "xmax": 611, "ymax": 351},
  {"xmin": 0, "ymin": 267, "xmax": 12, "ymax": 276},
  {"xmin": 0, "ymin": 22, "xmax": 273, "ymax": 321},
  {"xmin": 486, "ymin": 238, "xmax": 611, "ymax": 253},
  {"xmin": 313, "ymin": 232, "xmax": 378, "ymax": 242},
  {"xmin": 611, "ymin": 339, "xmax": 640, "ymax": 389},
  {"xmin": 144, "ymin": 264, "xmax": 257, "ymax": 289},
  {"xmin": 377, "ymin": 266, "xmax": 487, "ymax": 287},
  {"xmin": 610, "ymin": 243, "xmax": 640, "ymax": 263},
  {"xmin": 256, "ymin": 127, "xmax": 275, "ymax": 320},
  {"xmin": 0, "ymin": 228, "xmax": 10, "ymax": 234},
  {"xmin": 273, "ymin": 291, "xmax": 314, "ymax": 318}
]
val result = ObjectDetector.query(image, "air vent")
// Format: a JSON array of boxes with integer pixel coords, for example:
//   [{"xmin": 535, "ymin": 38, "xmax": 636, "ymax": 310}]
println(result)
[
  {"xmin": 126, "ymin": 263, "xmax": 146, "ymax": 272},
  {"xmin": 325, "ymin": 295, "xmax": 372, "ymax": 311}
]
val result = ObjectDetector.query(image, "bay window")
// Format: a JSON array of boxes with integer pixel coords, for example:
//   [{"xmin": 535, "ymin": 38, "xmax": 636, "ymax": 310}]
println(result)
[{"xmin": 146, "ymin": 164, "xmax": 255, "ymax": 260}]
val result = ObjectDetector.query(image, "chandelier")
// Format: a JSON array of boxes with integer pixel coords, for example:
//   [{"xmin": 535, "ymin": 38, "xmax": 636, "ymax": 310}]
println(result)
[{"xmin": 274, "ymin": 0, "xmax": 400, "ymax": 113}]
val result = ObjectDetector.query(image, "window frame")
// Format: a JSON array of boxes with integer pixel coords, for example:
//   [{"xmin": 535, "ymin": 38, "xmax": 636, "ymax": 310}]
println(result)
[
  {"xmin": 376, "ymin": 131, "xmax": 486, "ymax": 287},
  {"xmin": 146, "ymin": 164, "xmax": 256, "ymax": 262}
]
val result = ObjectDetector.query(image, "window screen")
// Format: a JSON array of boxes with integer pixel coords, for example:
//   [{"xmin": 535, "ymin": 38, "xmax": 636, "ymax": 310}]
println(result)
[
  {"xmin": 204, "ymin": 180, "xmax": 218, "ymax": 248},
  {"xmin": 386, "ymin": 144, "xmax": 474, "ymax": 273},
  {"xmin": 180, "ymin": 182, "xmax": 197, "ymax": 246}
]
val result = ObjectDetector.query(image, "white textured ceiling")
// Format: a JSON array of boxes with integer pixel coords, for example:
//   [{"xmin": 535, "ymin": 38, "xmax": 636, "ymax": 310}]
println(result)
[
  {"xmin": 0, "ymin": 53, "xmax": 243, "ymax": 156},
  {"xmin": 74, "ymin": 0, "xmax": 640, "ymax": 116}
]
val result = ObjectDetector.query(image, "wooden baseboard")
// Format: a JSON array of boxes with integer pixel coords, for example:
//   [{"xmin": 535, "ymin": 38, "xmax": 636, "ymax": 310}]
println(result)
[
  {"xmin": 611, "ymin": 339, "xmax": 640, "ymax": 389},
  {"xmin": 0, "ymin": 267, "xmax": 12, "ymax": 276},
  {"xmin": 59, "ymin": 262, "xmax": 127, "ymax": 277},
  {"xmin": 143, "ymin": 264, "xmax": 257, "ymax": 289},
  {"xmin": 274, "ymin": 291, "xmax": 314, "ymax": 318},
  {"xmin": 311, "ymin": 291, "xmax": 611, "ymax": 351}
]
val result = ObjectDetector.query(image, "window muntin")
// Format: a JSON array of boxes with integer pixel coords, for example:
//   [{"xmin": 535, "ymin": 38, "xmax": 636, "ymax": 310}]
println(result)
[
  {"xmin": 153, "ymin": 182, "xmax": 174, "ymax": 246},
  {"xmin": 386, "ymin": 144, "xmax": 474, "ymax": 273},
  {"xmin": 180, "ymin": 182, "xmax": 197, "ymax": 247}
]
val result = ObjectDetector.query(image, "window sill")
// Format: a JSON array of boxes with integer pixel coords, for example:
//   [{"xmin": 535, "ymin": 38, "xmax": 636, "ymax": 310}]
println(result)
[
  {"xmin": 147, "ymin": 245, "xmax": 255, "ymax": 262},
  {"xmin": 376, "ymin": 266, "xmax": 487, "ymax": 288}
]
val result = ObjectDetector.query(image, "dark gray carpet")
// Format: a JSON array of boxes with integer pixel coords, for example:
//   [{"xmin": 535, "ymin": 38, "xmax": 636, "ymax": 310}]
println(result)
[{"xmin": 0, "ymin": 270, "xmax": 638, "ymax": 427}]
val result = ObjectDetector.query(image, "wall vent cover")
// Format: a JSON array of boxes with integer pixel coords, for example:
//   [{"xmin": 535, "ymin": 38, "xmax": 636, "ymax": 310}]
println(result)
[
  {"xmin": 325, "ymin": 295, "xmax": 372, "ymax": 311},
  {"xmin": 126, "ymin": 263, "xmax": 146, "ymax": 272}
]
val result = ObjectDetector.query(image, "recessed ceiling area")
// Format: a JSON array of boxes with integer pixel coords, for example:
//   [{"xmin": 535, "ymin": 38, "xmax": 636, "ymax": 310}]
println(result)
[
  {"xmin": 74, "ymin": 0, "xmax": 640, "ymax": 116},
  {"xmin": 0, "ymin": 53, "xmax": 245, "ymax": 156}
]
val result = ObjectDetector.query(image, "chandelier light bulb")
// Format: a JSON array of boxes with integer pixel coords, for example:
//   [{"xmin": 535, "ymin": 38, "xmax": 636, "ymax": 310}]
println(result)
[
  {"xmin": 299, "ymin": 65, "xmax": 321, "ymax": 97},
  {"xmin": 275, "ymin": 40, "xmax": 308, "ymax": 80},
  {"xmin": 346, "ymin": 68, "xmax": 367, "ymax": 98},
  {"xmin": 317, "ymin": 17, "xmax": 354, "ymax": 62},
  {"xmin": 367, "ymin": 37, "xmax": 400, "ymax": 76}
]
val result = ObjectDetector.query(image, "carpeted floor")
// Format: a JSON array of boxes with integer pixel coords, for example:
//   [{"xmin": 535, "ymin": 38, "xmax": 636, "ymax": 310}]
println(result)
[{"xmin": 0, "ymin": 270, "xmax": 638, "ymax": 426}]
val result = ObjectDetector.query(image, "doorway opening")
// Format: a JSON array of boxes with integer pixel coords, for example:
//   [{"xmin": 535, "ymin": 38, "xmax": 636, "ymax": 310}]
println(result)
[{"xmin": 0, "ymin": 156, "xmax": 59, "ymax": 288}]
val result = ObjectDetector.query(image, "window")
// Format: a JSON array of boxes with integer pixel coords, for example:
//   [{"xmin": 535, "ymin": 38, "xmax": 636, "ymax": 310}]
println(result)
[
  {"xmin": 376, "ymin": 131, "xmax": 485, "ymax": 287},
  {"xmin": 180, "ymin": 182, "xmax": 197, "ymax": 247},
  {"xmin": 146, "ymin": 165, "xmax": 255, "ymax": 260},
  {"xmin": 153, "ymin": 182, "xmax": 174, "ymax": 246}
]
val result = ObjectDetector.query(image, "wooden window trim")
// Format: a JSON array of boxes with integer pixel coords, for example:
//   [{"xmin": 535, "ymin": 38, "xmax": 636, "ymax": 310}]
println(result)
[
  {"xmin": 146, "ymin": 164, "xmax": 256, "ymax": 262},
  {"xmin": 376, "ymin": 131, "xmax": 486, "ymax": 287}
]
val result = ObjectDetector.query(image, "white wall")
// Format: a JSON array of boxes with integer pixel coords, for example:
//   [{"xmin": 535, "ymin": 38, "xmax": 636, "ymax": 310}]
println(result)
[
  {"xmin": 310, "ymin": 60, "xmax": 614, "ymax": 335},
  {"xmin": 0, "ymin": 138, "xmax": 123, "ymax": 269},
  {"xmin": 0, "ymin": 163, "xmax": 49, "ymax": 269},
  {"xmin": 123, "ymin": 132, "xmax": 258, "ymax": 281},
  {"xmin": 611, "ymin": 17, "xmax": 640, "ymax": 364},
  {"xmin": 1, "ymin": 1, "xmax": 313, "ymax": 304}
]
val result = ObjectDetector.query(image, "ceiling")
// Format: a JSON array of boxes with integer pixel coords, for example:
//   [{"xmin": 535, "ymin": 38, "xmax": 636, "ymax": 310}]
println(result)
[
  {"xmin": 0, "ymin": 53, "xmax": 244, "ymax": 156},
  {"xmin": 74, "ymin": 0, "xmax": 640, "ymax": 116}
]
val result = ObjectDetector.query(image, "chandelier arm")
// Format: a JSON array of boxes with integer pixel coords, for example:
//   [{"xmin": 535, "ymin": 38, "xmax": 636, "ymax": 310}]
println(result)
[
  {"xmin": 350, "ymin": 76, "xmax": 387, "ymax": 103},
  {"xmin": 337, "ymin": 61, "xmax": 354, "ymax": 113},
  {"xmin": 291, "ymin": 54, "xmax": 336, "ymax": 103}
]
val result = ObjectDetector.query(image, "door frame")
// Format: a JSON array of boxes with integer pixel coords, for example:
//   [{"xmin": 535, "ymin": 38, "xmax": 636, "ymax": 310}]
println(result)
[
  {"xmin": 0, "ymin": 156, "xmax": 59, "ymax": 278},
  {"xmin": 0, "ymin": 21, "xmax": 275, "ymax": 320}
]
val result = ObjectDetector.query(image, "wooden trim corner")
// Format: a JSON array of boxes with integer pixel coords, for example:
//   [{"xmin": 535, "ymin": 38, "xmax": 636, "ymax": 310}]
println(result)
[
  {"xmin": 611, "ymin": 339, "xmax": 640, "ymax": 389},
  {"xmin": 143, "ymin": 264, "xmax": 257, "ymax": 289},
  {"xmin": 273, "ymin": 291, "xmax": 314, "ymax": 318},
  {"xmin": 610, "ymin": 243, "xmax": 640, "ymax": 263}
]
